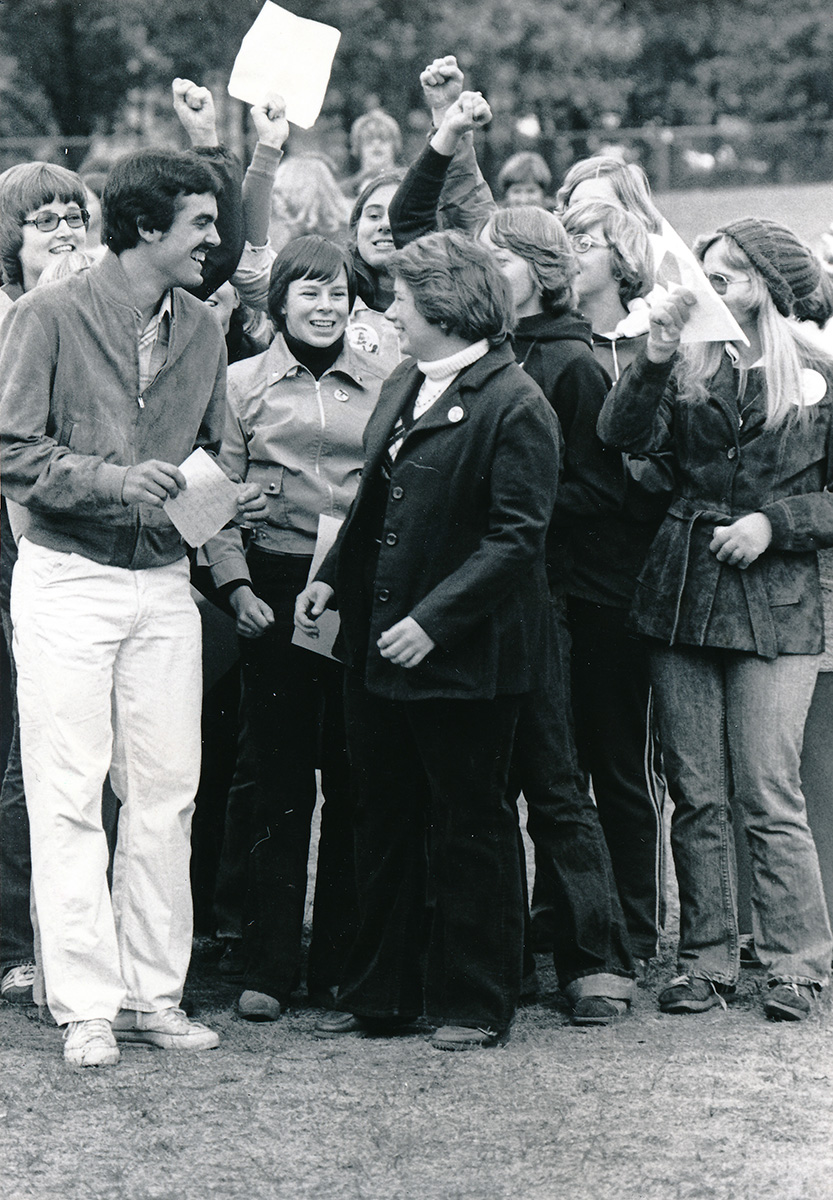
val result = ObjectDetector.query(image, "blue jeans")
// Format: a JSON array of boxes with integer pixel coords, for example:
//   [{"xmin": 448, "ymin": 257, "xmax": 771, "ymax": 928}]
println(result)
[{"xmin": 651, "ymin": 643, "xmax": 833, "ymax": 988}]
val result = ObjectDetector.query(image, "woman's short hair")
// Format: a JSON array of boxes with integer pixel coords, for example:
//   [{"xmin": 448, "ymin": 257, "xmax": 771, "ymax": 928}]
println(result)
[
  {"xmin": 267, "ymin": 234, "xmax": 357, "ymax": 330},
  {"xmin": 391, "ymin": 229, "xmax": 514, "ymax": 346},
  {"xmin": 556, "ymin": 155, "xmax": 663, "ymax": 235},
  {"xmin": 485, "ymin": 206, "xmax": 577, "ymax": 314},
  {"xmin": 497, "ymin": 151, "xmax": 552, "ymax": 196},
  {"xmin": 102, "ymin": 149, "xmax": 221, "ymax": 256},
  {"xmin": 349, "ymin": 109, "xmax": 402, "ymax": 160},
  {"xmin": 0, "ymin": 161, "xmax": 87, "ymax": 287},
  {"xmin": 562, "ymin": 199, "xmax": 655, "ymax": 306}
]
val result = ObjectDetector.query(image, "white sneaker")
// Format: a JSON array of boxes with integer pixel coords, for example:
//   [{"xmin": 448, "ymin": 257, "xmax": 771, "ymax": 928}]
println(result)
[
  {"xmin": 112, "ymin": 1007, "xmax": 219, "ymax": 1050},
  {"xmin": 1, "ymin": 962, "xmax": 36, "ymax": 1004},
  {"xmin": 63, "ymin": 1019, "xmax": 120, "ymax": 1067}
]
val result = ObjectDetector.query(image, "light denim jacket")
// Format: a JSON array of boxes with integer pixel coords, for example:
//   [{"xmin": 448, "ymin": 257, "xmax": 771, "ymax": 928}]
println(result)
[{"xmin": 203, "ymin": 333, "xmax": 387, "ymax": 587}]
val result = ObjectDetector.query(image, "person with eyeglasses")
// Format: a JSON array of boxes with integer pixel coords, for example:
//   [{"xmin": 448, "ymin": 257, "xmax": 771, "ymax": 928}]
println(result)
[
  {"xmin": 0, "ymin": 162, "xmax": 93, "ymax": 1012},
  {"xmin": 598, "ymin": 217, "xmax": 833, "ymax": 1023}
]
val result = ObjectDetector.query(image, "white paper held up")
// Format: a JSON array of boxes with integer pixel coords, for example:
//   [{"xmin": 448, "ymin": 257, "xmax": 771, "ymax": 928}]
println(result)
[
  {"xmin": 163, "ymin": 448, "xmax": 240, "ymax": 548},
  {"xmin": 227, "ymin": 2, "xmax": 341, "ymax": 130},
  {"xmin": 649, "ymin": 218, "xmax": 750, "ymax": 347},
  {"xmin": 292, "ymin": 513, "xmax": 343, "ymax": 660}
]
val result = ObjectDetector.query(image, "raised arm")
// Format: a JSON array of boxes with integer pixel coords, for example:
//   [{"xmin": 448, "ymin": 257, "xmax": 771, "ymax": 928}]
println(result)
[
  {"xmin": 172, "ymin": 78, "xmax": 244, "ymax": 300},
  {"xmin": 389, "ymin": 86, "xmax": 493, "ymax": 248}
]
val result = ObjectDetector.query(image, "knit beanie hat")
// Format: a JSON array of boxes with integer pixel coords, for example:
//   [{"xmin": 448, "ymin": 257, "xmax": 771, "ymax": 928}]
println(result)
[{"xmin": 717, "ymin": 217, "xmax": 821, "ymax": 316}]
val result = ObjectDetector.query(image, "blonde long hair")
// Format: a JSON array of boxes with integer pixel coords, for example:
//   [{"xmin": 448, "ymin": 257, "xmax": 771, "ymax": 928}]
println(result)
[{"xmin": 674, "ymin": 236, "xmax": 833, "ymax": 427}]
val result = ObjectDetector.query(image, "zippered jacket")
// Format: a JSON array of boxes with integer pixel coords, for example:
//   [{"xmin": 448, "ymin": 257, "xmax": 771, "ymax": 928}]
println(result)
[
  {"xmin": 0, "ymin": 251, "xmax": 227, "ymax": 569},
  {"xmin": 203, "ymin": 332, "xmax": 388, "ymax": 587}
]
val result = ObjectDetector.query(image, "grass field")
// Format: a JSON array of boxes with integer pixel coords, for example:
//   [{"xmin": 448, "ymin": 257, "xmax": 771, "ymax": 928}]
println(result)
[
  {"xmin": 657, "ymin": 181, "xmax": 833, "ymax": 250},
  {"xmin": 1, "ymin": 936, "xmax": 832, "ymax": 1200}
]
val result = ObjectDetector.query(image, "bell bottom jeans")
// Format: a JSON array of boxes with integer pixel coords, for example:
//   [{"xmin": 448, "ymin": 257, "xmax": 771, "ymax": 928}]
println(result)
[
  {"xmin": 338, "ymin": 674, "xmax": 524, "ymax": 1033},
  {"xmin": 651, "ymin": 642, "xmax": 832, "ymax": 988}
]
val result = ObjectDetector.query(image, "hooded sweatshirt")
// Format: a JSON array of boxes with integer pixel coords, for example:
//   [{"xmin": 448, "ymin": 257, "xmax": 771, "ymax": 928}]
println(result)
[{"xmin": 513, "ymin": 308, "xmax": 664, "ymax": 606}]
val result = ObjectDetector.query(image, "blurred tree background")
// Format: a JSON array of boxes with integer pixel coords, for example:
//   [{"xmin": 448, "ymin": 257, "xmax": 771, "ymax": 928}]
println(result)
[{"xmin": 1, "ymin": 0, "xmax": 832, "ymax": 186}]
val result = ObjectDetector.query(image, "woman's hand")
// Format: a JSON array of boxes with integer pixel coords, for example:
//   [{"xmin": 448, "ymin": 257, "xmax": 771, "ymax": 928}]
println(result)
[
  {"xmin": 294, "ymin": 581, "xmax": 335, "ymax": 637},
  {"xmin": 233, "ymin": 482, "xmax": 269, "ymax": 527},
  {"xmin": 646, "ymin": 288, "xmax": 697, "ymax": 363},
  {"xmin": 250, "ymin": 94, "xmax": 289, "ymax": 151},
  {"xmin": 230, "ymin": 586, "xmax": 275, "ymax": 638},
  {"xmin": 431, "ymin": 91, "xmax": 492, "ymax": 158},
  {"xmin": 710, "ymin": 513, "xmax": 773, "ymax": 568},
  {"xmin": 377, "ymin": 617, "xmax": 435, "ymax": 668},
  {"xmin": 420, "ymin": 55, "xmax": 464, "ymax": 120},
  {"xmin": 172, "ymin": 78, "xmax": 219, "ymax": 148}
]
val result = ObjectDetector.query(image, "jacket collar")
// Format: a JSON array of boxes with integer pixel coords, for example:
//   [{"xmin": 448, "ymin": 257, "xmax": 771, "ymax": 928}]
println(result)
[
  {"xmin": 374, "ymin": 341, "xmax": 516, "ymax": 447},
  {"xmin": 265, "ymin": 331, "xmax": 384, "ymax": 390}
]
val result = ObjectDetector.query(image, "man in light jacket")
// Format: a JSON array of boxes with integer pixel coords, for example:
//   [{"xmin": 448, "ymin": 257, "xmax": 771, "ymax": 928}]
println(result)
[{"xmin": 0, "ymin": 147, "xmax": 262, "ymax": 1067}]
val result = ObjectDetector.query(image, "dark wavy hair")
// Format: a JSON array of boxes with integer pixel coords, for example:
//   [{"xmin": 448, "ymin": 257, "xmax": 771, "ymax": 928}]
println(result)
[
  {"xmin": 267, "ymin": 234, "xmax": 357, "ymax": 332},
  {"xmin": 347, "ymin": 170, "xmax": 404, "ymax": 311},
  {"xmin": 0, "ymin": 161, "xmax": 87, "ymax": 287},
  {"xmin": 392, "ymin": 230, "xmax": 514, "ymax": 346},
  {"xmin": 102, "ymin": 149, "xmax": 221, "ymax": 255}
]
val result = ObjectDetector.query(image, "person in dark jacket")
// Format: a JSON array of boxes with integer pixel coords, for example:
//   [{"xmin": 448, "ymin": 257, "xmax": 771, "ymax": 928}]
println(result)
[
  {"xmin": 598, "ymin": 217, "xmax": 833, "ymax": 1022},
  {"xmin": 296, "ymin": 231, "xmax": 561, "ymax": 1049},
  {"xmin": 389, "ymin": 100, "xmax": 642, "ymax": 1019}
]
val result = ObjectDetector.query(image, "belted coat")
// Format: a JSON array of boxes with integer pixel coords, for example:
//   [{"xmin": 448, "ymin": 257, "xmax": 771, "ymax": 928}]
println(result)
[
  {"xmin": 316, "ymin": 341, "xmax": 562, "ymax": 700},
  {"xmin": 597, "ymin": 348, "xmax": 833, "ymax": 659}
]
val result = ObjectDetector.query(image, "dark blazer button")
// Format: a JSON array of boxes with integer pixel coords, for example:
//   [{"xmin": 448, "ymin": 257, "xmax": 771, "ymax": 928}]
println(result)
[
  {"xmin": 727, "ymin": 447, "xmax": 737, "ymax": 459},
  {"xmin": 378, "ymin": 588, "xmax": 391, "ymax": 602},
  {"xmin": 385, "ymin": 532, "xmax": 398, "ymax": 545},
  {"xmin": 391, "ymin": 486, "xmax": 404, "ymax": 499}
]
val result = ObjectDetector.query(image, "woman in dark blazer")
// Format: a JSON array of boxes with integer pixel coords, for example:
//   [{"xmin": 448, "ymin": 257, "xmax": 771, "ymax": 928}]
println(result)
[{"xmin": 295, "ymin": 230, "xmax": 561, "ymax": 1048}]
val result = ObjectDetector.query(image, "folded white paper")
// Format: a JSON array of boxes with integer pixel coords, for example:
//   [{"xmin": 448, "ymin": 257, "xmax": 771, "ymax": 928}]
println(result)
[
  {"xmin": 227, "ymin": 2, "xmax": 341, "ymax": 129},
  {"xmin": 164, "ymin": 448, "xmax": 240, "ymax": 548},
  {"xmin": 292, "ymin": 513, "xmax": 343, "ymax": 660},
  {"xmin": 649, "ymin": 219, "xmax": 750, "ymax": 346}
]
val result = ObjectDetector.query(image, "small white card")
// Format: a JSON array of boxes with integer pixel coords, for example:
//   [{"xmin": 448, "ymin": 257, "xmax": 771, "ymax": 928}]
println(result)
[
  {"xmin": 649, "ymin": 218, "xmax": 750, "ymax": 346},
  {"xmin": 164, "ymin": 448, "xmax": 240, "ymax": 548},
  {"xmin": 227, "ymin": 2, "xmax": 341, "ymax": 130},
  {"xmin": 292, "ymin": 513, "xmax": 343, "ymax": 660}
]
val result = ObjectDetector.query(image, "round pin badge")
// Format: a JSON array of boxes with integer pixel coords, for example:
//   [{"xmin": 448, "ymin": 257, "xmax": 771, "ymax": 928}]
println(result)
[
  {"xmin": 447, "ymin": 406, "xmax": 464, "ymax": 423},
  {"xmin": 334, "ymin": 388, "xmax": 350, "ymax": 402}
]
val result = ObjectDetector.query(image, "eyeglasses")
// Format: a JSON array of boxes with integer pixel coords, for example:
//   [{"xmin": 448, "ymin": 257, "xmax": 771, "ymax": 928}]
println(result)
[
  {"xmin": 707, "ymin": 271, "xmax": 750, "ymax": 295},
  {"xmin": 21, "ymin": 209, "xmax": 90, "ymax": 233},
  {"xmin": 569, "ymin": 233, "xmax": 609, "ymax": 254}
]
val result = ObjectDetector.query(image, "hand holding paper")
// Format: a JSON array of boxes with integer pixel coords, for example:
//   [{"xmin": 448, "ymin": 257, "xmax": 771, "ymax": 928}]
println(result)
[
  {"xmin": 163, "ymin": 448, "xmax": 241, "ymax": 548},
  {"xmin": 649, "ymin": 219, "xmax": 750, "ymax": 346},
  {"xmin": 228, "ymin": 2, "xmax": 341, "ymax": 130}
]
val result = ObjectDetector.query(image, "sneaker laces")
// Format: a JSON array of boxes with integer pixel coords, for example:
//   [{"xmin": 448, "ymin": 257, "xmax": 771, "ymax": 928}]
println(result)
[{"xmin": 64, "ymin": 1018, "xmax": 114, "ymax": 1044}]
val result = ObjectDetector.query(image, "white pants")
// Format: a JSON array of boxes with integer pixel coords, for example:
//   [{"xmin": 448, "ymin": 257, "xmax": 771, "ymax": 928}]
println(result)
[{"xmin": 11, "ymin": 539, "xmax": 202, "ymax": 1025}]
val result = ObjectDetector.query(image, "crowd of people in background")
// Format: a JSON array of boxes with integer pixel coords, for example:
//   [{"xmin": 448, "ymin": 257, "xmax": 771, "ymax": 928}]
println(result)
[{"xmin": 1, "ymin": 53, "xmax": 832, "ymax": 1068}]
